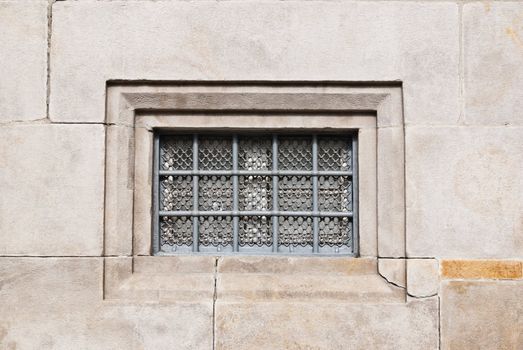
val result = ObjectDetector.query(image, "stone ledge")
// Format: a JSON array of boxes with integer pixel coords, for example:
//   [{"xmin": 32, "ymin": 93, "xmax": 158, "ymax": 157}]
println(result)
[
  {"xmin": 104, "ymin": 256, "xmax": 406, "ymax": 304},
  {"xmin": 218, "ymin": 257, "xmax": 404, "ymax": 303},
  {"xmin": 218, "ymin": 255, "xmax": 375, "ymax": 275},
  {"xmin": 103, "ymin": 256, "xmax": 216, "ymax": 303}
]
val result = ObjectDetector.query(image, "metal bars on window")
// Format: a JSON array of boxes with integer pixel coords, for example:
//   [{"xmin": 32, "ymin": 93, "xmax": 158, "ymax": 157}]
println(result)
[{"xmin": 153, "ymin": 132, "xmax": 358, "ymax": 256}]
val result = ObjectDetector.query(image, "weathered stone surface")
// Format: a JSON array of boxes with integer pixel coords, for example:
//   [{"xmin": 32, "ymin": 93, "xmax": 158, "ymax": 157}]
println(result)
[
  {"xmin": 0, "ymin": 257, "xmax": 103, "ymax": 309},
  {"xmin": 104, "ymin": 256, "xmax": 216, "ymax": 303},
  {"xmin": 133, "ymin": 255, "xmax": 216, "ymax": 274},
  {"xmin": 464, "ymin": 2, "xmax": 523, "ymax": 125},
  {"xmin": 0, "ymin": 125, "xmax": 105, "ymax": 255},
  {"xmin": 133, "ymin": 126, "xmax": 154, "ymax": 255},
  {"xmin": 377, "ymin": 127, "xmax": 405, "ymax": 257},
  {"xmin": 89, "ymin": 303, "xmax": 213, "ymax": 350},
  {"xmin": 406, "ymin": 126, "xmax": 523, "ymax": 258},
  {"xmin": 50, "ymin": 1, "xmax": 458, "ymax": 125},
  {"xmin": 358, "ymin": 127, "xmax": 378, "ymax": 256},
  {"xmin": 0, "ymin": 258, "xmax": 213, "ymax": 349},
  {"xmin": 218, "ymin": 255, "xmax": 375, "ymax": 275},
  {"xmin": 217, "ymin": 256, "xmax": 404, "ymax": 303},
  {"xmin": 378, "ymin": 258, "xmax": 406, "ymax": 288},
  {"xmin": 218, "ymin": 273, "xmax": 404, "ymax": 303},
  {"xmin": 215, "ymin": 298, "xmax": 438, "ymax": 349},
  {"xmin": 0, "ymin": 1, "xmax": 47, "ymax": 122},
  {"xmin": 441, "ymin": 259, "xmax": 522, "ymax": 280},
  {"xmin": 407, "ymin": 259, "xmax": 439, "ymax": 297},
  {"xmin": 441, "ymin": 280, "xmax": 523, "ymax": 349},
  {"xmin": 104, "ymin": 125, "xmax": 134, "ymax": 255}
]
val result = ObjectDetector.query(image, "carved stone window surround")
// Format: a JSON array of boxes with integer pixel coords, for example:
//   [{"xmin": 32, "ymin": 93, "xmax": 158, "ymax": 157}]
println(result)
[{"xmin": 103, "ymin": 82, "xmax": 406, "ymax": 303}]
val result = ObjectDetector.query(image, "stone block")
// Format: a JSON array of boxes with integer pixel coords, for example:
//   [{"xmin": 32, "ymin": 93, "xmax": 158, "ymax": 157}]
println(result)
[
  {"xmin": 377, "ymin": 127, "xmax": 405, "ymax": 257},
  {"xmin": 464, "ymin": 2, "xmax": 523, "ymax": 125},
  {"xmin": 378, "ymin": 258, "xmax": 406, "ymax": 288},
  {"xmin": 441, "ymin": 280, "xmax": 523, "ymax": 349},
  {"xmin": 217, "ymin": 255, "xmax": 375, "ymax": 275},
  {"xmin": 104, "ymin": 125, "xmax": 134, "ymax": 255},
  {"xmin": 0, "ymin": 1, "xmax": 47, "ymax": 121},
  {"xmin": 441, "ymin": 259, "xmax": 522, "ymax": 280},
  {"xmin": 406, "ymin": 126, "xmax": 523, "ymax": 258},
  {"xmin": 0, "ymin": 258, "xmax": 213, "ymax": 349},
  {"xmin": 217, "ymin": 257, "xmax": 404, "ymax": 303},
  {"xmin": 50, "ymin": 1, "xmax": 458, "ymax": 125},
  {"xmin": 89, "ymin": 303, "xmax": 213, "ymax": 350},
  {"xmin": 0, "ymin": 257, "xmax": 103, "ymax": 310},
  {"xmin": 104, "ymin": 256, "xmax": 216, "ymax": 303},
  {"xmin": 215, "ymin": 298, "xmax": 438, "ymax": 349},
  {"xmin": 358, "ymin": 127, "xmax": 378, "ymax": 256},
  {"xmin": 0, "ymin": 125, "xmax": 105, "ymax": 255},
  {"xmin": 407, "ymin": 259, "xmax": 439, "ymax": 297}
]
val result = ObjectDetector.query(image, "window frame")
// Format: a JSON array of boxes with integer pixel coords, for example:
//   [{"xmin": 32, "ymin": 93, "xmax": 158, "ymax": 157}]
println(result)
[
  {"xmin": 152, "ymin": 131, "xmax": 359, "ymax": 256},
  {"xmin": 102, "ymin": 82, "xmax": 406, "ymax": 303}
]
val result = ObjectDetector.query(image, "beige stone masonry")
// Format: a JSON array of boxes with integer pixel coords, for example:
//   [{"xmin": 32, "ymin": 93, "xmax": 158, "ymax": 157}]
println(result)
[
  {"xmin": 441, "ymin": 280, "xmax": 523, "ymax": 349},
  {"xmin": 0, "ymin": 1, "xmax": 47, "ymax": 122},
  {"xmin": 215, "ymin": 298, "xmax": 439, "ymax": 350},
  {"xmin": 50, "ymin": 1, "xmax": 459, "ymax": 125},
  {"xmin": 0, "ymin": 124, "xmax": 105, "ymax": 256},
  {"xmin": 464, "ymin": 2, "xmax": 523, "ymax": 125},
  {"xmin": 407, "ymin": 259, "xmax": 439, "ymax": 297},
  {"xmin": 0, "ymin": 258, "xmax": 213, "ymax": 349},
  {"xmin": 378, "ymin": 258, "xmax": 406, "ymax": 288},
  {"xmin": 4, "ymin": 0, "xmax": 522, "ymax": 347},
  {"xmin": 104, "ymin": 256, "xmax": 216, "ymax": 303},
  {"xmin": 217, "ymin": 256, "xmax": 404, "ymax": 303},
  {"xmin": 406, "ymin": 126, "xmax": 523, "ymax": 258}
]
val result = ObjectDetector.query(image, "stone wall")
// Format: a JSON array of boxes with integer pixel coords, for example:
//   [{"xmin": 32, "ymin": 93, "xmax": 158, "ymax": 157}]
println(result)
[{"xmin": 0, "ymin": 1, "xmax": 522, "ymax": 349}]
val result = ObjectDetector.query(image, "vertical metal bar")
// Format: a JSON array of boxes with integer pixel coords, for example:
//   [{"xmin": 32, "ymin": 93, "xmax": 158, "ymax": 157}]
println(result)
[
  {"xmin": 232, "ymin": 135, "xmax": 239, "ymax": 251},
  {"xmin": 192, "ymin": 134, "xmax": 199, "ymax": 252},
  {"xmin": 351, "ymin": 134, "xmax": 359, "ymax": 256},
  {"xmin": 271, "ymin": 134, "xmax": 279, "ymax": 253},
  {"xmin": 312, "ymin": 135, "xmax": 319, "ymax": 253},
  {"xmin": 152, "ymin": 134, "xmax": 160, "ymax": 254}
]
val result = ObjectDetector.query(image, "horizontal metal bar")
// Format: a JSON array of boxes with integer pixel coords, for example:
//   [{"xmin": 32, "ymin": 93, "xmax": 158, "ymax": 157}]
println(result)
[
  {"xmin": 159, "ymin": 170, "xmax": 353, "ymax": 176},
  {"xmin": 156, "ymin": 250, "xmax": 357, "ymax": 257},
  {"xmin": 159, "ymin": 210, "xmax": 353, "ymax": 217}
]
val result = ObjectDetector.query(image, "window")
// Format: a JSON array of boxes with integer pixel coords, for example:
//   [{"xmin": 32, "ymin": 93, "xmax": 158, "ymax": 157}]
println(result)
[
  {"xmin": 104, "ymin": 83, "xmax": 405, "ymax": 303},
  {"xmin": 153, "ymin": 132, "xmax": 358, "ymax": 255}
]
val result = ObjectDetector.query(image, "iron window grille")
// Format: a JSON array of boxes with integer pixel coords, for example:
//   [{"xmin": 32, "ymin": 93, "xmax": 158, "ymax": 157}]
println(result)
[{"xmin": 153, "ymin": 132, "xmax": 358, "ymax": 255}]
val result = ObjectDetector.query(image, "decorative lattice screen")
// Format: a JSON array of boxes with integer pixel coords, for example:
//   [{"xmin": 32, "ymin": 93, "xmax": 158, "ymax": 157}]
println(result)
[{"xmin": 154, "ymin": 133, "xmax": 358, "ymax": 255}]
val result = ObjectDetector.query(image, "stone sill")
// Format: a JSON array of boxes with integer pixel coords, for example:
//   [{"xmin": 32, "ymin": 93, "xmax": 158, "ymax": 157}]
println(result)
[{"xmin": 104, "ymin": 256, "xmax": 405, "ymax": 304}]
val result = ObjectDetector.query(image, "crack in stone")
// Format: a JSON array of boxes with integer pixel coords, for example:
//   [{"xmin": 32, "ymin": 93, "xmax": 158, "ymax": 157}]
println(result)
[
  {"xmin": 0, "ymin": 118, "xmax": 50, "ymax": 125},
  {"xmin": 407, "ymin": 292, "xmax": 439, "ymax": 299},
  {"xmin": 377, "ymin": 269, "xmax": 406, "ymax": 290},
  {"xmin": 212, "ymin": 257, "xmax": 219, "ymax": 350},
  {"xmin": 46, "ymin": 0, "xmax": 54, "ymax": 121}
]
